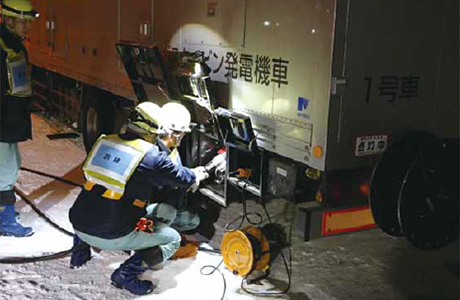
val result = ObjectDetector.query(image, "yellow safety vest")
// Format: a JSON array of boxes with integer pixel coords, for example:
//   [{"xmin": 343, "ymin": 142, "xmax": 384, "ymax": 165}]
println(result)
[
  {"xmin": 83, "ymin": 134, "xmax": 154, "ymax": 200},
  {"xmin": 0, "ymin": 37, "xmax": 32, "ymax": 97}
]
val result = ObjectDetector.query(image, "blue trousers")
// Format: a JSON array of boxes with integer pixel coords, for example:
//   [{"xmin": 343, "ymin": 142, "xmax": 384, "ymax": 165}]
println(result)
[
  {"xmin": 75, "ymin": 203, "xmax": 200, "ymax": 261},
  {"xmin": 0, "ymin": 142, "xmax": 21, "ymax": 204}
]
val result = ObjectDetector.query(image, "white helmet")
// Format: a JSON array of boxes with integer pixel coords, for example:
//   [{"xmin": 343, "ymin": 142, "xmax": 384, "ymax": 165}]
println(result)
[
  {"xmin": 162, "ymin": 102, "xmax": 192, "ymax": 133},
  {"xmin": 129, "ymin": 102, "xmax": 165, "ymax": 136}
]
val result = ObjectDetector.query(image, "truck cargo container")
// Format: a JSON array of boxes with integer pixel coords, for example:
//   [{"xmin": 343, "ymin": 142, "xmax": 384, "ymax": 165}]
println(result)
[{"xmin": 25, "ymin": 0, "xmax": 459, "ymax": 247}]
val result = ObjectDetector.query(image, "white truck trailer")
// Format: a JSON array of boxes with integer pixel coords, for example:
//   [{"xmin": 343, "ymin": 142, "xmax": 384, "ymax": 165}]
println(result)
[{"xmin": 25, "ymin": 0, "xmax": 458, "ymax": 248}]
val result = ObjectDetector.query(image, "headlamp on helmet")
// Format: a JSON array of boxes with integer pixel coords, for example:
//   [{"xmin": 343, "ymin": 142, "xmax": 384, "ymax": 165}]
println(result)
[{"xmin": 1, "ymin": 0, "xmax": 39, "ymax": 20}]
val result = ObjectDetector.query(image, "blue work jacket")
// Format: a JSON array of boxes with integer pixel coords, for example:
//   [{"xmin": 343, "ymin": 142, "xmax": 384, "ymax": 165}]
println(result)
[{"xmin": 69, "ymin": 133, "xmax": 196, "ymax": 239}]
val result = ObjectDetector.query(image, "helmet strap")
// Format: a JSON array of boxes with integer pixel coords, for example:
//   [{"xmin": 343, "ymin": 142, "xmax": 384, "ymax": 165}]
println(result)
[{"xmin": 126, "ymin": 123, "xmax": 156, "ymax": 143}]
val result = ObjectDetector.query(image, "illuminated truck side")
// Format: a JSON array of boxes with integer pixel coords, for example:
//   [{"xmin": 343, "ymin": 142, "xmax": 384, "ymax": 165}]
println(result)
[
  {"xmin": 152, "ymin": 0, "xmax": 458, "ymax": 247},
  {"xmin": 27, "ymin": 0, "xmax": 459, "ymax": 247}
]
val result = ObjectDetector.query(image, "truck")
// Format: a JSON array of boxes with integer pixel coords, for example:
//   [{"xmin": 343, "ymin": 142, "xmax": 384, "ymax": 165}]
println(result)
[{"xmin": 25, "ymin": 0, "xmax": 458, "ymax": 249}]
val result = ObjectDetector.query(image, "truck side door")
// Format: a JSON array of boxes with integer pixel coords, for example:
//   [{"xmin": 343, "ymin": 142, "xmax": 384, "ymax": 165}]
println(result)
[
  {"xmin": 119, "ymin": 0, "xmax": 154, "ymax": 43},
  {"xmin": 48, "ymin": 0, "xmax": 68, "ymax": 60}
]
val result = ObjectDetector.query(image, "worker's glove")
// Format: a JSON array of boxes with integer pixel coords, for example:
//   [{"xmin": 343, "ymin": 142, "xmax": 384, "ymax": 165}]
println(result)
[
  {"xmin": 190, "ymin": 166, "xmax": 209, "ymax": 193},
  {"xmin": 192, "ymin": 166, "xmax": 208, "ymax": 175}
]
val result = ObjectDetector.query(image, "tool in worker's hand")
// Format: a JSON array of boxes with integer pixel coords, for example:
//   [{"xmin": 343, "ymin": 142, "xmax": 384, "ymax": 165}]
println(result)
[
  {"xmin": 204, "ymin": 149, "xmax": 227, "ymax": 184},
  {"xmin": 188, "ymin": 149, "xmax": 226, "ymax": 192},
  {"xmin": 204, "ymin": 149, "xmax": 226, "ymax": 174}
]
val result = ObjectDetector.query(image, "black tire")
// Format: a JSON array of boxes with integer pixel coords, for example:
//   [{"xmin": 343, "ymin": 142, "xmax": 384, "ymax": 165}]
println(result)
[{"xmin": 79, "ymin": 88, "xmax": 116, "ymax": 153}]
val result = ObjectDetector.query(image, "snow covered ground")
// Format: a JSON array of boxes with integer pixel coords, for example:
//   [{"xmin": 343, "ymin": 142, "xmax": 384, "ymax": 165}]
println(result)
[{"xmin": 0, "ymin": 114, "xmax": 288, "ymax": 300}]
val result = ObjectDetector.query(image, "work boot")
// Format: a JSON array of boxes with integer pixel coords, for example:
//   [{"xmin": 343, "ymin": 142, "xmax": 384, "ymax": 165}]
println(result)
[
  {"xmin": 70, "ymin": 235, "xmax": 92, "ymax": 269},
  {"xmin": 111, "ymin": 253, "xmax": 154, "ymax": 295},
  {"xmin": 0, "ymin": 204, "xmax": 34, "ymax": 237}
]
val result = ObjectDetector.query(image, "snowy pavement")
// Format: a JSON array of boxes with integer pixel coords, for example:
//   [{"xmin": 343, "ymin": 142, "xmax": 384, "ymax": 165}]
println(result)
[{"xmin": 0, "ymin": 114, "xmax": 287, "ymax": 300}]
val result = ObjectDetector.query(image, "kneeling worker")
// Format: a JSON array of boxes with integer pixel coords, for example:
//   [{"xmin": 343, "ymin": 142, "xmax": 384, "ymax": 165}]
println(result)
[
  {"xmin": 149, "ymin": 102, "xmax": 205, "ymax": 258},
  {"xmin": 68, "ymin": 102, "xmax": 208, "ymax": 295}
]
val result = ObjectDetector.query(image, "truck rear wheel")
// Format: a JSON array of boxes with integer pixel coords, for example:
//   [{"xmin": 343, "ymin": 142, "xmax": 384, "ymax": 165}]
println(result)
[{"xmin": 80, "ymin": 88, "xmax": 115, "ymax": 152}]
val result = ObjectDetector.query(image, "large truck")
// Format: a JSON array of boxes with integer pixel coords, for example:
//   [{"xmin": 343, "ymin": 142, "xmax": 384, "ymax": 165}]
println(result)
[{"xmin": 25, "ymin": 0, "xmax": 458, "ymax": 248}]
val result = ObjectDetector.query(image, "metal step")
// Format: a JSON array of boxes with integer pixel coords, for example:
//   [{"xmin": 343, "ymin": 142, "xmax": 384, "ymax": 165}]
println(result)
[
  {"xmin": 199, "ymin": 188, "xmax": 226, "ymax": 207},
  {"xmin": 227, "ymin": 176, "xmax": 261, "ymax": 197}
]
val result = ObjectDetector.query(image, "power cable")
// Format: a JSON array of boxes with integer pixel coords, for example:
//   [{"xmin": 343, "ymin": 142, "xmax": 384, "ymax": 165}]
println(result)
[
  {"xmin": 20, "ymin": 167, "xmax": 83, "ymax": 188},
  {"xmin": 0, "ymin": 167, "xmax": 80, "ymax": 264},
  {"xmin": 226, "ymin": 171, "xmax": 293, "ymax": 296},
  {"xmin": 240, "ymin": 198, "xmax": 293, "ymax": 296},
  {"xmin": 202, "ymin": 170, "xmax": 293, "ymax": 300},
  {"xmin": 200, "ymin": 259, "xmax": 227, "ymax": 300},
  {"xmin": 14, "ymin": 187, "xmax": 74, "ymax": 237},
  {"xmin": 199, "ymin": 175, "xmax": 256, "ymax": 300},
  {"xmin": 8, "ymin": 163, "xmax": 294, "ymax": 297},
  {"xmin": 0, "ymin": 245, "xmax": 87, "ymax": 264}
]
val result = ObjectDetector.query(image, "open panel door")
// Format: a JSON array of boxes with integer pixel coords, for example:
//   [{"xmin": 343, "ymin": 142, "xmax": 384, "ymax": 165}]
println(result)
[{"xmin": 115, "ymin": 42, "xmax": 171, "ymax": 105}]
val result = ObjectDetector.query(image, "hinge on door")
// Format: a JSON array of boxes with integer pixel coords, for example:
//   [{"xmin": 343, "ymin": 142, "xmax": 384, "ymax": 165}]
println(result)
[{"xmin": 331, "ymin": 77, "xmax": 347, "ymax": 96}]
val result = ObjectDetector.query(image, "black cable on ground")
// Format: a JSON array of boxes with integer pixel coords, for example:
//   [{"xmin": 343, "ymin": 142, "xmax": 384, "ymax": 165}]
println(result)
[
  {"xmin": 240, "ymin": 199, "xmax": 293, "ymax": 296},
  {"xmin": 0, "ymin": 248, "xmax": 73, "ymax": 264},
  {"xmin": 197, "ymin": 246, "xmax": 220, "ymax": 254},
  {"xmin": 200, "ymin": 260, "xmax": 227, "ymax": 300},
  {"xmin": 198, "ymin": 177, "xmax": 254, "ymax": 300},
  {"xmin": 20, "ymin": 167, "xmax": 83, "ymax": 188},
  {"xmin": 15, "ymin": 166, "xmax": 83, "ymax": 237},
  {"xmin": 201, "ymin": 175, "xmax": 268, "ymax": 300},
  {"xmin": 0, "ymin": 167, "xmax": 79, "ymax": 264},
  {"xmin": 14, "ymin": 187, "xmax": 74, "ymax": 237},
  {"xmin": 226, "ymin": 173, "xmax": 293, "ymax": 296}
]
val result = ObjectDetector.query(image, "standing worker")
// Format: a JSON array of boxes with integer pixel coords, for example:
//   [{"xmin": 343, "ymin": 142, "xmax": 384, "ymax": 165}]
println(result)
[
  {"xmin": 69, "ymin": 102, "xmax": 209, "ymax": 295},
  {"xmin": 0, "ymin": 0, "xmax": 39, "ymax": 237}
]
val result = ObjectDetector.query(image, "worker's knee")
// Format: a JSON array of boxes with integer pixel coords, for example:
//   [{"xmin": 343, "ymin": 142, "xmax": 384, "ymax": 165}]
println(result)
[
  {"xmin": 161, "ymin": 238, "xmax": 181, "ymax": 260},
  {"xmin": 189, "ymin": 213, "xmax": 200, "ymax": 230},
  {"xmin": 172, "ymin": 211, "xmax": 200, "ymax": 232},
  {"xmin": 148, "ymin": 203, "xmax": 177, "ymax": 226}
]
